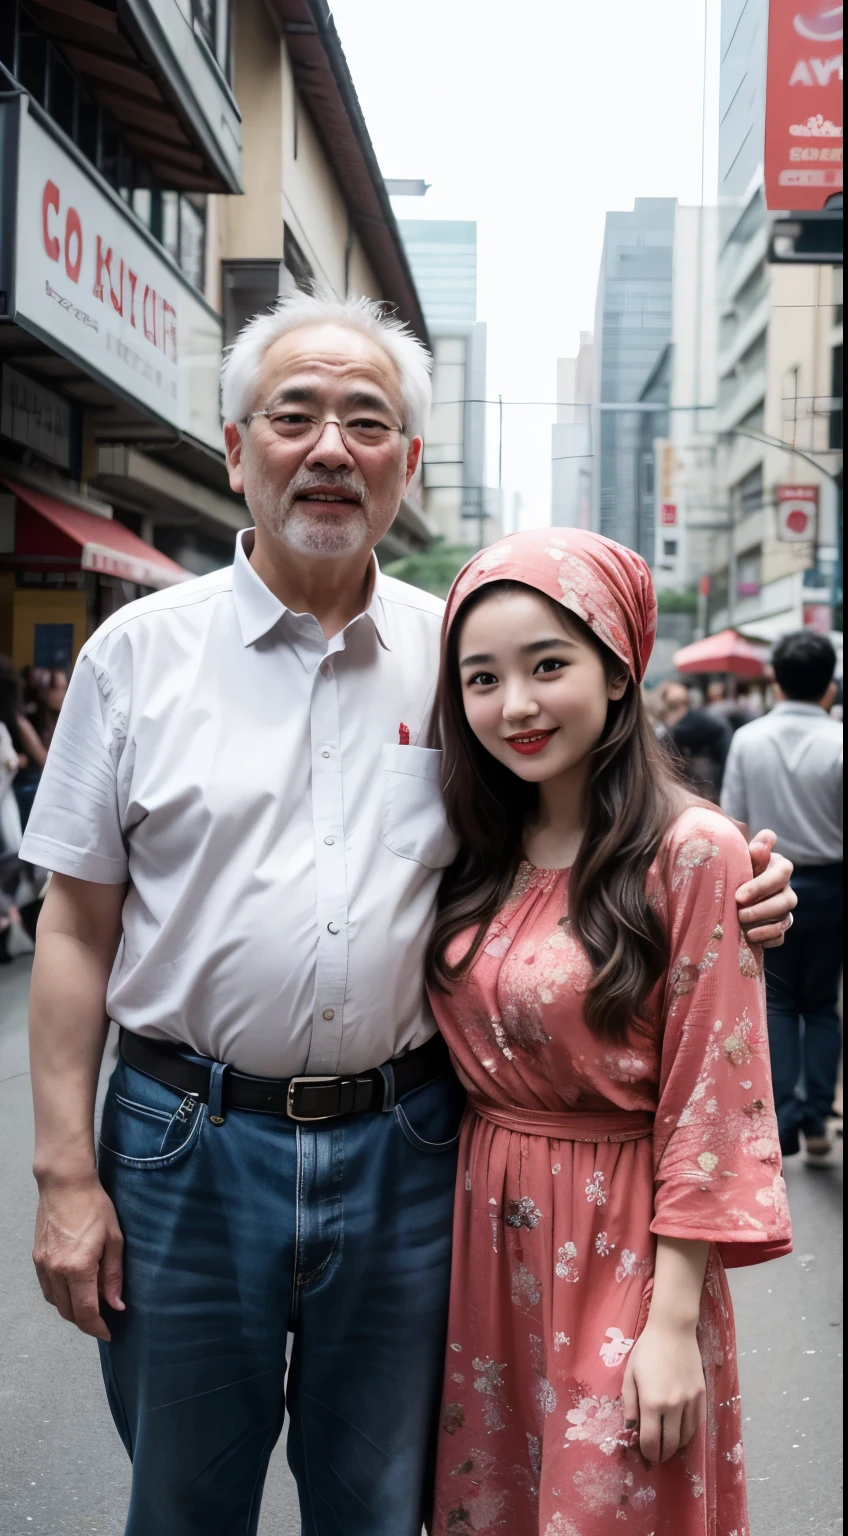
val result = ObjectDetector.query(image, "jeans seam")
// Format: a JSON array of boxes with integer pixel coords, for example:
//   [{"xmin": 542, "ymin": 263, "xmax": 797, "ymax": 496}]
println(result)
[{"xmin": 290, "ymin": 1125, "xmax": 303, "ymax": 1327}]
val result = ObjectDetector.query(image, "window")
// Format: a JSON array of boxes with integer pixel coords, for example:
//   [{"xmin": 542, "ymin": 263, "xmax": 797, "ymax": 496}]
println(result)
[
  {"xmin": 663, "ymin": 538, "xmax": 678, "ymax": 558},
  {"xmin": 222, "ymin": 261, "xmax": 283, "ymax": 348},
  {"xmin": 640, "ymin": 452, "xmax": 655, "ymax": 497},
  {"xmin": 734, "ymin": 465, "xmax": 764, "ymax": 515},
  {"xmin": 283, "ymin": 225, "xmax": 314, "ymax": 292},
  {"xmin": 830, "ymin": 343, "xmax": 843, "ymax": 450}
]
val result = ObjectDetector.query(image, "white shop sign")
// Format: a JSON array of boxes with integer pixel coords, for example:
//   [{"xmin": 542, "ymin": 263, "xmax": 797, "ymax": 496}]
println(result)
[{"xmin": 13, "ymin": 100, "xmax": 223, "ymax": 453}]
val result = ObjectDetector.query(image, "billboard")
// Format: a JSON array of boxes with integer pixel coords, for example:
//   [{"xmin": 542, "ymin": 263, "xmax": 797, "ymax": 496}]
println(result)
[
  {"xmin": 11, "ymin": 98, "xmax": 223, "ymax": 452},
  {"xmin": 764, "ymin": 0, "xmax": 843, "ymax": 211}
]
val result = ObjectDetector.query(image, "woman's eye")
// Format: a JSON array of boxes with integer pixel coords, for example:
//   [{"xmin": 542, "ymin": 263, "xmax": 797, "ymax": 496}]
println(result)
[
  {"xmin": 468, "ymin": 672, "xmax": 498, "ymax": 687},
  {"xmin": 535, "ymin": 658, "xmax": 566, "ymax": 675}
]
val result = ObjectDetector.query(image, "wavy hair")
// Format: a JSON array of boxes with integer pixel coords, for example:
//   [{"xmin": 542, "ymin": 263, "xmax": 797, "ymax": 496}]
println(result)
[{"xmin": 426, "ymin": 583, "xmax": 688, "ymax": 1045}]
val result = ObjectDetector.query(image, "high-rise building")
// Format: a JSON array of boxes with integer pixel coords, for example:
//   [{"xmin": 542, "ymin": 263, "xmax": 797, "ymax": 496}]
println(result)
[
  {"xmin": 551, "ymin": 335, "xmax": 594, "ymax": 529},
  {"xmin": 592, "ymin": 198, "xmax": 677, "ymax": 561},
  {"xmin": 397, "ymin": 221, "xmax": 477, "ymax": 323},
  {"xmin": 397, "ymin": 220, "xmax": 492, "ymax": 547},
  {"xmin": 710, "ymin": 0, "xmax": 842, "ymax": 638}
]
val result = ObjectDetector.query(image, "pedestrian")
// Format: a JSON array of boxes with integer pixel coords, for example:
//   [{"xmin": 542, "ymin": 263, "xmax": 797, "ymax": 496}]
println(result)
[
  {"xmin": 425, "ymin": 529, "xmax": 791, "ymax": 1536},
  {"xmin": 23, "ymin": 291, "xmax": 797, "ymax": 1536},
  {"xmin": 0, "ymin": 656, "xmax": 48, "ymax": 829},
  {"xmin": 722, "ymin": 630, "xmax": 843, "ymax": 1161},
  {"xmin": 657, "ymin": 680, "xmax": 731, "ymax": 802}
]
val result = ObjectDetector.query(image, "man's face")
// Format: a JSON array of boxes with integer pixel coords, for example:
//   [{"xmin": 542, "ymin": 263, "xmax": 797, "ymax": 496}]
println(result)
[{"xmin": 224, "ymin": 323, "xmax": 422, "ymax": 560}]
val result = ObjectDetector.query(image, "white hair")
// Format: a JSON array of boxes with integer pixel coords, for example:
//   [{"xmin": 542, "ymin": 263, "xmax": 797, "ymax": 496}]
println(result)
[{"xmin": 220, "ymin": 289, "xmax": 432, "ymax": 439}]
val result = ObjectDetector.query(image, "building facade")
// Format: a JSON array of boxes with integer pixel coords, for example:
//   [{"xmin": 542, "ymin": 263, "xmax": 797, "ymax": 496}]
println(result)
[
  {"xmin": 551, "ymin": 334, "xmax": 594, "ymax": 530},
  {"xmin": 710, "ymin": 0, "xmax": 843, "ymax": 639},
  {"xmin": 398, "ymin": 218, "xmax": 492, "ymax": 548},
  {"xmin": 0, "ymin": 0, "xmax": 243, "ymax": 670},
  {"xmin": 592, "ymin": 197, "xmax": 677, "ymax": 562},
  {"xmin": 206, "ymin": 0, "xmax": 433, "ymax": 566}
]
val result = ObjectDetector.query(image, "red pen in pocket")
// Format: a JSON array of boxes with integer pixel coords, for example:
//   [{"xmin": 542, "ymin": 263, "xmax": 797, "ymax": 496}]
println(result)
[{"xmin": 398, "ymin": 723, "xmax": 410, "ymax": 745}]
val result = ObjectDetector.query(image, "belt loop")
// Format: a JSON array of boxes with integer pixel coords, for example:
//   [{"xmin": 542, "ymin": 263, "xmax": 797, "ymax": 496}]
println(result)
[
  {"xmin": 208, "ymin": 1062, "xmax": 229, "ymax": 1125},
  {"xmin": 377, "ymin": 1063, "xmax": 396, "ymax": 1112}
]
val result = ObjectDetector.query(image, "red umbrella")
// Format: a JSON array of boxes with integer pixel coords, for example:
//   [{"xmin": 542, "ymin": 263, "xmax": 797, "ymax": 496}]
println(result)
[{"xmin": 672, "ymin": 628, "xmax": 769, "ymax": 679}]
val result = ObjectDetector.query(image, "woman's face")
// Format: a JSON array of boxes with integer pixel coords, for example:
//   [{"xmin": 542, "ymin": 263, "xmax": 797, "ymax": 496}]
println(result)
[{"xmin": 457, "ymin": 587, "xmax": 628, "ymax": 785}]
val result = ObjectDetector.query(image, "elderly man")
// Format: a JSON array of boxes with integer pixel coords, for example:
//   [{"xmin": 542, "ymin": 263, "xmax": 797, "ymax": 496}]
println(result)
[{"xmin": 23, "ymin": 292, "xmax": 795, "ymax": 1536}]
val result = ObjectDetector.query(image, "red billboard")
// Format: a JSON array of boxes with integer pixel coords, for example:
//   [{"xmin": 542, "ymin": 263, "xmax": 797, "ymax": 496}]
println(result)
[{"xmin": 764, "ymin": 0, "xmax": 843, "ymax": 210}]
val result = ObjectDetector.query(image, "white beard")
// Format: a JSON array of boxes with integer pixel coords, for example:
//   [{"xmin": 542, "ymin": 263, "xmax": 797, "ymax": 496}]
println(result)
[{"xmin": 275, "ymin": 503, "xmax": 371, "ymax": 558}]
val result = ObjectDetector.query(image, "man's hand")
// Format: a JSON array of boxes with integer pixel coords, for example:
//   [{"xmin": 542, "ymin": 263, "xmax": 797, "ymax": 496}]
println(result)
[
  {"xmin": 33, "ymin": 1175, "xmax": 125, "ymax": 1342},
  {"xmin": 737, "ymin": 829, "xmax": 797, "ymax": 947}
]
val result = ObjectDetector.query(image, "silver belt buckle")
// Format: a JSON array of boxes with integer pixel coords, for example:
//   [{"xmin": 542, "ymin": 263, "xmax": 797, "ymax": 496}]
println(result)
[{"xmin": 286, "ymin": 1075, "xmax": 341, "ymax": 1122}]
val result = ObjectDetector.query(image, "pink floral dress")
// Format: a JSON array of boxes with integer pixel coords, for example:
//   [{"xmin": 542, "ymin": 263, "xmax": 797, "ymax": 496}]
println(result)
[{"xmin": 428, "ymin": 807, "xmax": 792, "ymax": 1536}]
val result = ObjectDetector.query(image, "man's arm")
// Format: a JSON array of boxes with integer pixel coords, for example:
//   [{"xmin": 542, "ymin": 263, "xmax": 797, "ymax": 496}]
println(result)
[{"xmin": 30, "ymin": 873, "xmax": 127, "ymax": 1341}]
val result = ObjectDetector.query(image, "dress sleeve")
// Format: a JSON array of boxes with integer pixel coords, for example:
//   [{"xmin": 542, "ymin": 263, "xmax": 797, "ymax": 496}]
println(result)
[{"xmin": 650, "ymin": 812, "xmax": 792, "ymax": 1268}]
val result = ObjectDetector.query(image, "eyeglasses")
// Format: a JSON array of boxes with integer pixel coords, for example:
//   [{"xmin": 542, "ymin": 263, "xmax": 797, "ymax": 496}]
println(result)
[{"xmin": 241, "ymin": 407, "xmax": 407, "ymax": 449}]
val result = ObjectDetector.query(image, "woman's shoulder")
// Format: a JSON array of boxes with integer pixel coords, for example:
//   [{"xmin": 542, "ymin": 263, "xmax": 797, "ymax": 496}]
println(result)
[{"xmin": 660, "ymin": 801, "xmax": 752, "ymax": 883}]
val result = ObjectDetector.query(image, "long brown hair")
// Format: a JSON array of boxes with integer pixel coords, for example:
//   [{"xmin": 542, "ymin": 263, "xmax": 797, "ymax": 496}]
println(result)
[{"xmin": 426, "ymin": 582, "xmax": 687, "ymax": 1044}]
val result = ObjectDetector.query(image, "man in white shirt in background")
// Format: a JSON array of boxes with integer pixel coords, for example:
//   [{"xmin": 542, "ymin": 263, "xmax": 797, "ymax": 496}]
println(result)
[
  {"xmin": 23, "ymin": 290, "xmax": 797, "ymax": 1536},
  {"xmin": 722, "ymin": 630, "xmax": 843, "ymax": 1162}
]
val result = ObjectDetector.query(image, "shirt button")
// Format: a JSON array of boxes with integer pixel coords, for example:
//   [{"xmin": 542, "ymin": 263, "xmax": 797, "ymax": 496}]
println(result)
[
  {"xmin": 322, "ymin": 1008, "xmax": 335, "ymax": 1021},
  {"xmin": 327, "ymin": 922, "xmax": 340, "ymax": 935},
  {"xmin": 321, "ymin": 750, "xmax": 330, "ymax": 759},
  {"xmin": 324, "ymin": 835, "xmax": 335, "ymax": 846}
]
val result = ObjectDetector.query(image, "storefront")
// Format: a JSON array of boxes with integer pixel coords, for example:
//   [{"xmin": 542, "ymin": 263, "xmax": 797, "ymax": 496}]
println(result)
[{"xmin": 0, "ymin": 90, "xmax": 237, "ymax": 665}]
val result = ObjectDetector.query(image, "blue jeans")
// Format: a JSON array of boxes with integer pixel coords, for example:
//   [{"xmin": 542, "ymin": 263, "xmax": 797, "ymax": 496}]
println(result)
[
  {"xmin": 97, "ymin": 1050, "xmax": 464, "ymax": 1536},
  {"xmin": 764, "ymin": 863, "xmax": 843, "ymax": 1152}
]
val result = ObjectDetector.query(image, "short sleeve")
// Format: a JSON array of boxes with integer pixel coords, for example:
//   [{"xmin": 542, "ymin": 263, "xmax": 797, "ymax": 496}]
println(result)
[
  {"xmin": 650, "ymin": 812, "xmax": 792, "ymax": 1268},
  {"xmin": 19, "ymin": 654, "xmax": 129, "ymax": 883}
]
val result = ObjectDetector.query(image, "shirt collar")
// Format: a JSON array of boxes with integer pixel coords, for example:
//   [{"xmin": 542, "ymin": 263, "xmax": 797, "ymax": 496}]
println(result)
[
  {"xmin": 771, "ymin": 700, "xmax": 830, "ymax": 719},
  {"xmin": 231, "ymin": 527, "xmax": 392, "ymax": 651}
]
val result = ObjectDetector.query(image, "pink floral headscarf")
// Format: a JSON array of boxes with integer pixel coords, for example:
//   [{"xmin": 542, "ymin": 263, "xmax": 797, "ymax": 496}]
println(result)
[{"xmin": 443, "ymin": 528, "xmax": 657, "ymax": 684}]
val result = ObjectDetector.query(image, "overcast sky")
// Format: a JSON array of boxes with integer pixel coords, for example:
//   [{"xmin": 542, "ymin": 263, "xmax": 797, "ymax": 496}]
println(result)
[{"xmin": 331, "ymin": 0, "xmax": 721, "ymax": 532}]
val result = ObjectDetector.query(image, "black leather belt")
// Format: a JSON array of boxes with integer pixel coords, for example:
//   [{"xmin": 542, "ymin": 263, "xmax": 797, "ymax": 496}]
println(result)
[{"xmin": 119, "ymin": 1028, "xmax": 451, "ymax": 1123}]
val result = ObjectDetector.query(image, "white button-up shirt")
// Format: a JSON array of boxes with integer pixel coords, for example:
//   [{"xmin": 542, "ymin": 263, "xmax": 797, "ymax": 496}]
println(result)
[
  {"xmin": 21, "ymin": 531, "xmax": 459, "ymax": 1076},
  {"xmin": 721, "ymin": 701, "xmax": 843, "ymax": 866}
]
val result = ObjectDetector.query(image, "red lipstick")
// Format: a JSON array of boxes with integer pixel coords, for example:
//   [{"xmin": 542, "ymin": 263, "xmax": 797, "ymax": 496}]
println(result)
[{"xmin": 504, "ymin": 728, "xmax": 559, "ymax": 756}]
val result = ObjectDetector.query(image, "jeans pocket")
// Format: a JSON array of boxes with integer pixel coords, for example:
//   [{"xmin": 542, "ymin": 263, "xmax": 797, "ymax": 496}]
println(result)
[
  {"xmin": 98, "ymin": 1061, "xmax": 204, "ymax": 1169},
  {"xmin": 394, "ymin": 1073, "xmax": 466, "ymax": 1154}
]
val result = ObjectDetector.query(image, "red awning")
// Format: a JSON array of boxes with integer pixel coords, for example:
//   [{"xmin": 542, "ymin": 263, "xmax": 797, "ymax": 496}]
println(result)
[
  {"xmin": 5, "ymin": 478, "xmax": 190, "ymax": 590},
  {"xmin": 673, "ymin": 628, "xmax": 770, "ymax": 679}
]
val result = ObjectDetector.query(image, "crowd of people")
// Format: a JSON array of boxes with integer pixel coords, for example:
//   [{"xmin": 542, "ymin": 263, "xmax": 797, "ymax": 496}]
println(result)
[{"xmin": 0, "ymin": 659, "xmax": 66, "ymax": 960}]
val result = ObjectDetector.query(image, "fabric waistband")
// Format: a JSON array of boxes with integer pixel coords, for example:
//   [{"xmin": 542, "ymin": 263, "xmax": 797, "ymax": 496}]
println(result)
[{"xmin": 468, "ymin": 1098, "xmax": 654, "ymax": 1143}]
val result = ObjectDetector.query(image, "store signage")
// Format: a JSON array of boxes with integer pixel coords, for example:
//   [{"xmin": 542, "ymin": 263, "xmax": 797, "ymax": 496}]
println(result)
[
  {"xmin": 12, "ymin": 100, "xmax": 223, "ymax": 452},
  {"xmin": 661, "ymin": 503, "xmax": 677, "ymax": 526},
  {"xmin": 775, "ymin": 483, "xmax": 818, "ymax": 541},
  {"xmin": 764, "ymin": 0, "xmax": 843, "ymax": 210},
  {"xmin": 1, "ymin": 365, "xmax": 71, "ymax": 468},
  {"xmin": 802, "ymin": 602, "xmax": 833, "ymax": 632}
]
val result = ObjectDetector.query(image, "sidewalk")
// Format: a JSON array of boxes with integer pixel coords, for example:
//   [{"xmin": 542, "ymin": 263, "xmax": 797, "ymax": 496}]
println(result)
[{"xmin": 1, "ymin": 958, "xmax": 842, "ymax": 1535}]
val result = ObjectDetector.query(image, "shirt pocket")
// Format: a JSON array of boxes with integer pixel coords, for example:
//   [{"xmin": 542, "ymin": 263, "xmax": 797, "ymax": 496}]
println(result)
[{"xmin": 380, "ymin": 743, "xmax": 460, "ymax": 870}]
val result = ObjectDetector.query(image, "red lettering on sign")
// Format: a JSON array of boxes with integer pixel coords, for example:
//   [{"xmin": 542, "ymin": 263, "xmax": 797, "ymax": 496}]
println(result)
[
  {"xmin": 42, "ymin": 181, "xmax": 60, "ymax": 261},
  {"xmin": 162, "ymin": 299, "xmax": 177, "ymax": 361},
  {"xmin": 64, "ymin": 206, "xmax": 82, "ymax": 284},
  {"xmin": 127, "ymin": 268, "xmax": 138, "ymax": 329},
  {"xmin": 142, "ymin": 285, "xmax": 157, "ymax": 346}
]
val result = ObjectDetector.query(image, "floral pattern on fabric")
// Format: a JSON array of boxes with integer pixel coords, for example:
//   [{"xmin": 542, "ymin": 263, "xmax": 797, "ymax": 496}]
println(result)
[{"xmin": 430, "ymin": 807, "xmax": 790, "ymax": 1536}]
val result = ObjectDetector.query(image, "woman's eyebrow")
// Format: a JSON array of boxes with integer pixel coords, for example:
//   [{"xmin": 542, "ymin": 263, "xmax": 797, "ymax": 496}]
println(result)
[{"xmin": 522, "ymin": 637, "xmax": 579, "ymax": 653}]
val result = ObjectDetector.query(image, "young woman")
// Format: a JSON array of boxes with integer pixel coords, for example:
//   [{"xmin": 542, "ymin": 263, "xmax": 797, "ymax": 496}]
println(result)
[{"xmin": 426, "ymin": 528, "xmax": 791, "ymax": 1536}]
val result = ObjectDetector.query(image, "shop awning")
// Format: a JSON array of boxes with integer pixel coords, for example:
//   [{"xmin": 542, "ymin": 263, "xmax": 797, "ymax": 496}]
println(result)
[
  {"xmin": 4, "ymin": 479, "xmax": 190, "ymax": 590},
  {"xmin": 673, "ymin": 628, "xmax": 770, "ymax": 679}
]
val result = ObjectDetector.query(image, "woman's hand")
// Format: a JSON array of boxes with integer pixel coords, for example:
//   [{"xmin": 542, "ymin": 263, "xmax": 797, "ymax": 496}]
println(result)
[{"xmin": 622, "ymin": 1317, "xmax": 706, "ymax": 1462}]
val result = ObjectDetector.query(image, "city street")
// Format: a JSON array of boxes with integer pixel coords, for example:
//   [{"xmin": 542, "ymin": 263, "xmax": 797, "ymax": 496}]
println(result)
[{"xmin": 1, "ymin": 957, "xmax": 842, "ymax": 1536}]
